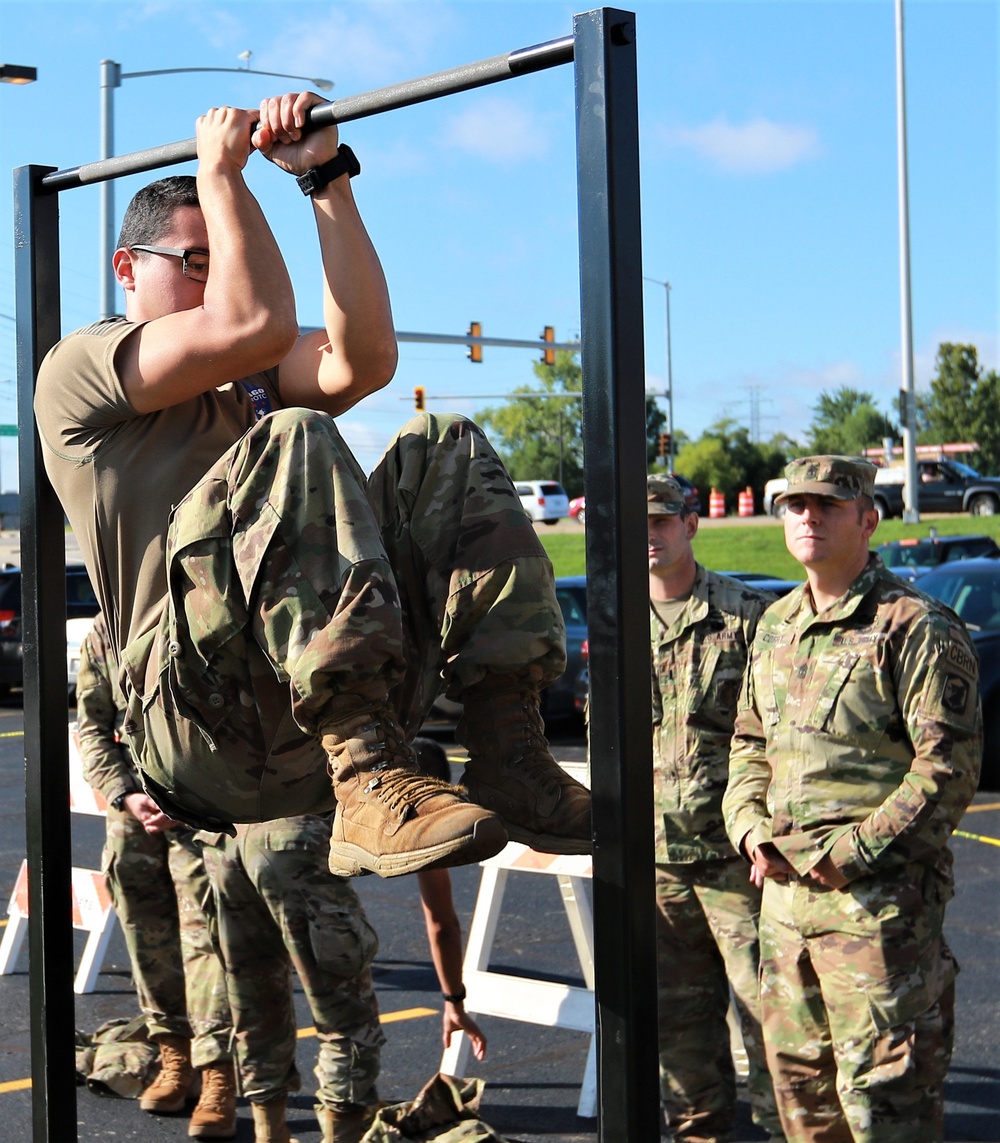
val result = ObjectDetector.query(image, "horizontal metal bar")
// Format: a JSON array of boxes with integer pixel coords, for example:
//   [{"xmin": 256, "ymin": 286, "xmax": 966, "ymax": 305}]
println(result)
[
  {"xmin": 397, "ymin": 331, "xmax": 580, "ymax": 350},
  {"xmin": 41, "ymin": 34, "xmax": 574, "ymax": 193},
  {"xmin": 300, "ymin": 326, "xmax": 579, "ymax": 352},
  {"xmin": 403, "ymin": 392, "xmax": 583, "ymax": 401}
]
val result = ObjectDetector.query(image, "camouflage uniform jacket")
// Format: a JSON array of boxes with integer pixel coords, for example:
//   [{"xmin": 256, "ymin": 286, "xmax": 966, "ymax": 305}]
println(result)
[
  {"xmin": 652, "ymin": 565, "xmax": 773, "ymax": 863},
  {"xmin": 77, "ymin": 613, "xmax": 138, "ymax": 806},
  {"xmin": 723, "ymin": 553, "xmax": 982, "ymax": 886}
]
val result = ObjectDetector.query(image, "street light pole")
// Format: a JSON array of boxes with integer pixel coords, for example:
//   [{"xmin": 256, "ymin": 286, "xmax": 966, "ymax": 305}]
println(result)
[
  {"xmin": 644, "ymin": 277, "xmax": 674, "ymax": 472},
  {"xmin": 99, "ymin": 59, "xmax": 334, "ymax": 318}
]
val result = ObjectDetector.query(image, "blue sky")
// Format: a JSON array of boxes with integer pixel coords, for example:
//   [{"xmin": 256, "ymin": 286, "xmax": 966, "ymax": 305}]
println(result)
[{"xmin": 1, "ymin": 0, "xmax": 996, "ymax": 486}]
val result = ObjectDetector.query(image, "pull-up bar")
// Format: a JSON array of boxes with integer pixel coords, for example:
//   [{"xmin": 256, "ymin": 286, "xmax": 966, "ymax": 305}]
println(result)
[
  {"xmin": 41, "ymin": 34, "xmax": 575, "ymax": 192},
  {"xmin": 15, "ymin": 10, "xmax": 656, "ymax": 1141}
]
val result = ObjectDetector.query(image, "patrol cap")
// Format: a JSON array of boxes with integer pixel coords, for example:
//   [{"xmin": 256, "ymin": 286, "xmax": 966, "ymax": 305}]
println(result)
[
  {"xmin": 647, "ymin": 473, "xmax": 686, "ymax": 515},
  {"xmin": 775, "ymin": 455, "xmax": 877, "ymax": 504}
]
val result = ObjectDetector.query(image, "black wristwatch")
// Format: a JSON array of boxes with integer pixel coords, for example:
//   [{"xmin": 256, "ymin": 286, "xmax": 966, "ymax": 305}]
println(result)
[
  {"xmin": 111, "ymin": 792, "xmax": 130, "ymax": 812},
  {"xmin": 296, "ymin": 145, "xmax": 361, "ymax": 196},
  {"xmin": 441, "ymin": 986, "xmax": 467, "ymax": 1004}
]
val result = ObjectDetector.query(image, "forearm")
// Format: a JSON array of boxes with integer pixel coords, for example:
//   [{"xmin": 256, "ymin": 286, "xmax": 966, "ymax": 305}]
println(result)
[
  {"xmin": 827, "ymin": 731, "xmax": 981, "ymax": 879},
  {"xmin": 198, "ymin": 164, "xmax": 298, "ymax": 351},
  {"xmin": 309, "ymin": 179, "xmax": 397, "ymax": 410}
]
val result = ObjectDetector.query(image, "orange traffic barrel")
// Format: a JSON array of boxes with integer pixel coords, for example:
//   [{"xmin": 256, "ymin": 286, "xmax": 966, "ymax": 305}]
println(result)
[
  {"xmin": 738, "ymin": 486, "xmax": 754, "ymax": 517},
  {"xmin": 709, "ymin": 488, "xmax": 725, "ymax": 518}
]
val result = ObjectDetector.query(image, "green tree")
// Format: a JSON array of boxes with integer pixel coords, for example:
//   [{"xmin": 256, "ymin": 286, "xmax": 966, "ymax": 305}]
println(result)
[
  {"xmin": 674, "ymin": 419, "xmax": 788, "ymax": 510},
  {"xmin": 922, "ymin": 343, "xmax": 1000, "ymax": 473},
  {"xmin": 476, "ymin": 351, "xmax": 584, "ymax": 495},
  {"xmin": 808, "ymin": 387, "xmax": 897, "ymax": 456}
]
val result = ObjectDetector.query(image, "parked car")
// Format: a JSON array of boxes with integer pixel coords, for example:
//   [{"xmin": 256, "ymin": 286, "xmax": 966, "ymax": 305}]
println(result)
[
  {"xmin": 424, "ymin": 574, "xmax": 589, "ymax": 729},
  {"xmin": 917, "ymin": 557, "xmax": 1000, "ymax": 789},
  {"xmin": 516, "ymin": 480, "xmax": 570, "ymax": 525},
  {"xmin": 67, "ymin": 615, "xmax": 97, "ymax": 699},
  {"xmin": 569, "ymin": 474, "xmax": 700, "ymax": 526},
  {"xmin": 877, "ymin": 534, "xmax": 1000, "ymax": 583},
  {"xmin": 718, "ymin": 571, "xmax": 801, "ymax": 597},
  {"xmin": 0, "ymin": 565, "xmax": 100, "ymax": 696}
]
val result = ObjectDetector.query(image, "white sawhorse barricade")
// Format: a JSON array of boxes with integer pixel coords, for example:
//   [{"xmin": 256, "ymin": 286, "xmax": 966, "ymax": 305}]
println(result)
[
  {"xmin": 440, "ymin": 761, "xmax": 597, "ymax": 1118},
  {"xmin": 0, "ymin": 726, "xmax": 117, "ymax": 993}
]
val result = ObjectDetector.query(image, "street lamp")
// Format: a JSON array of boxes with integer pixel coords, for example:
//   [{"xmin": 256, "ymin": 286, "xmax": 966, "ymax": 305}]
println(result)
[
  {"xmin": 100, "ymin": 57, "xmax": 335, "ymax": 318},
  {"xmin": 644, "ymin": 277, "xmax": 674, "ymax": 473},
  {"xmin": 0, "ymin": 64, "xmax": 37, "ymax": 84}
]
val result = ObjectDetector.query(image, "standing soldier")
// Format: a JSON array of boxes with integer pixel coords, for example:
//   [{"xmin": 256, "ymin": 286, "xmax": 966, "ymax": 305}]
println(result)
[
  {"xmin": 646, "ymin": 474, "xmax": 783, "ymax": 1142},
  {"xmin": 198, "ymin": 816, "xmax": 384, "ymax": 1143},
  {"xmin": 77, "ymin": 612, "xmax": 235, "ymax": 1138},
  {"xmin": 724, "ymin": 456, "xmax": 981, "ymax": 1143}
]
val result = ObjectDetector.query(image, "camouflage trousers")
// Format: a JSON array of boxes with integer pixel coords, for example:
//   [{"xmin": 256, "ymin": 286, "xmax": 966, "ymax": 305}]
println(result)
[
  {"xmin": 655, "ymin": 859, "xmax": 782, "ymax": 1142},
  {"xmin": 759, "ymin": 862, "xmax": 957, "ymax": 1143},
  {"xmin": 200, "ymin": 814, "xmax": 384, "ymax": 1109},
  {"xmin": 102, "ymin": 807, "xmax": 231, "ymax": 1067},
  {"xmin": 121, "ymin": 409, "xmax": 564, "ymax": 826}
]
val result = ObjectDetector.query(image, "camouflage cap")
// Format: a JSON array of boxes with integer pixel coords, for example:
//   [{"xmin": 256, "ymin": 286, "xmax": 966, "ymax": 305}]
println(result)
[
  {"xmin": 775, "ymin": 455, "xmax": 877, "ymax": 504},
  {"xmin": 647, "ymin": 473, "xmax": 686, "ymax": 515}
]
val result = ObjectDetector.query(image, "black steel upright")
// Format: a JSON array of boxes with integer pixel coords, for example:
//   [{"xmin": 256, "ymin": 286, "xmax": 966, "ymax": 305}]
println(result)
[
  {"xmin": 15, "ymin": 10, "xmax": 656, "ymax": 1138},
  {"xmin": 14, "ymin": 164, "xmax": 78, "ymax": 1141},
  {"xmin": 575, "ymin": 10, "xmax": 661, "ymax": 1141}
]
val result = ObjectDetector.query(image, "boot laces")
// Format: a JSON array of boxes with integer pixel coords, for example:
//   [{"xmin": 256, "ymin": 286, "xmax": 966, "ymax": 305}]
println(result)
[
  {"xmin": 508, "ymin": 694, "xmax": 564, "ymax": 795},
  {"xmin": 367, "ymin": 769, "xmax": 464, "ymax": 812},
  {"xmin": 198, "ymin": 1067, "xmax": 234, "ymax": 1111}
]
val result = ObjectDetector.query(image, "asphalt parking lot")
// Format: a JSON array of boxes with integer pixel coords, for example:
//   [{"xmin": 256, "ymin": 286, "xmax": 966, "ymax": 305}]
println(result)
[{"xmin": 1, "ymin": 703, "xmax": 999, "ymax": 1141}]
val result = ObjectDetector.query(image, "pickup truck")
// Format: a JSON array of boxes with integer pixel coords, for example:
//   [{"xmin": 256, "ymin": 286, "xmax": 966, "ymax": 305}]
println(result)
[{"xmin": 763, "ymin": 459, "xmax": 1000, "ymax": 519}]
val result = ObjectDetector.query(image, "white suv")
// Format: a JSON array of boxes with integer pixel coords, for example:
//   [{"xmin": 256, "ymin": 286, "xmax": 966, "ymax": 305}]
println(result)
[{"xmin": 515, "ymin": 480, "xmax": 570, "ymax": 525}]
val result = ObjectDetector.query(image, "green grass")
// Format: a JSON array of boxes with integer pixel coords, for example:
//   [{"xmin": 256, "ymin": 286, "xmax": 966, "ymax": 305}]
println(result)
[{"xmin": 539, "ymin": 514, "xmax": 1000, "ymax": 581}]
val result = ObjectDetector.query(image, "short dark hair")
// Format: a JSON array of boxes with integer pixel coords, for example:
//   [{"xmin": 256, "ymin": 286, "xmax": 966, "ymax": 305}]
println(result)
[{"xmin": 117, "ymin": 176, "xmax": 200, "ymax": 250}]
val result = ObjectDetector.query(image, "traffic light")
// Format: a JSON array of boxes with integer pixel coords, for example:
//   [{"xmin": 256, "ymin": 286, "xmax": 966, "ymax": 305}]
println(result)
[
  {"xmin": 414, "ymin": 386, "xmax": 425, "ymax": 411},
  {"xmin": 467, "ymin": 322, "xmax": 483, "ymax": 364},
  {"xmin": 658, "ymin": 432, "xmax": 670, "ymax": 457},
  {"xmin": 541, "ymin": 325, "xmax": 555, "ymax": 367}
]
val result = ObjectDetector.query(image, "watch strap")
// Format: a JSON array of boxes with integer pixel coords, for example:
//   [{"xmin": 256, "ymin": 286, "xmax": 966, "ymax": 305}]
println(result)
[{"xmin": 296, "ymin": 145, "xmax": 360, "ymax": 196}]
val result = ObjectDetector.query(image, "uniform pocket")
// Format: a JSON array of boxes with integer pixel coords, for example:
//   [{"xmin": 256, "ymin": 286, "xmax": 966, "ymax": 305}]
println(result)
[{"xmin": 309, "ymin": 903, "xmax": 379, "ymax": 979}]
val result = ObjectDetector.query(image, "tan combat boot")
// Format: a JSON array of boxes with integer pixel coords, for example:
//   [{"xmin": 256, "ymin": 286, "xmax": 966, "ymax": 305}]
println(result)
[
  {"xmin": 457, "ymin": 670, "xmax": 592, "ymax": 855},
  {"xmin": 323, "ymin": 704, "xmax": 507, "ymax": 878},
  {"xmin": 251, "ymin": 1096, "xmax": 299, "ymax": 1143},
  {"xmin": 315, "ymin": 1102, "xmax": 374, "ymax": 1143},
  {"xmin": 188, "ymin": 1060, "xmax": 237, "ymax": 1138},
  {"xmin": 139, "ymin": 1033, "xmax": 196, "ymax": 1113}
]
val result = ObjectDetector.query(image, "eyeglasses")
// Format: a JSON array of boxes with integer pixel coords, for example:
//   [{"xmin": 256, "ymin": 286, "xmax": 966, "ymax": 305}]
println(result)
[{"xmin": 129, "ymin": 245, "xmax": 210, "ymax": 282}]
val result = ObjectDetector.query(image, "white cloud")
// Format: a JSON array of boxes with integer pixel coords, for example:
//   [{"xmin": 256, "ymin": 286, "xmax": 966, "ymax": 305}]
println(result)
[
  {"xmin": 661, "ymin": 116, "xmax": 821, "ymax": 175},
  {"xmin": 439, "ymin": 95, "xmax": 550, "ymax": 163}
]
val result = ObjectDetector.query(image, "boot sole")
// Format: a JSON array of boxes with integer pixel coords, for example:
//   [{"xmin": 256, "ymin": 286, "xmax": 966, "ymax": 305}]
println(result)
[
  {"xmin": 329, "ymin": 814, "xmax": 508, "ymax": 878},
  {"xmin": 504, "ymin": 823, "xmax": 592, "ymax": 855},
  {"xmin": 140, "ymin": 1096, "xmax": 190, "ymax": 1114},
  {"xmin": 188, "ymin": 1125, "xmax": 237, "ymax": 1139}
]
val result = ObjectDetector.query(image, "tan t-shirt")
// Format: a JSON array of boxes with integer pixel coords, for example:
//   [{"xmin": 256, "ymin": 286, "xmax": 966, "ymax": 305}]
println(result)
[{"xmin": 34, "ymin": 318, "xmax": 282, "ymax": 657}]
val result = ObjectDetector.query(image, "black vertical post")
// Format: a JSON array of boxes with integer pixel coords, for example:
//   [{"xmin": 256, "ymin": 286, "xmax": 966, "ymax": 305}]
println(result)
[
  {"xmin": 14, "ymin": 165, "xmax": 78, "ymax": 1143},
  {"xmin": 574, "ymin": 9, "xmax": 660, "ymax": 1141}
]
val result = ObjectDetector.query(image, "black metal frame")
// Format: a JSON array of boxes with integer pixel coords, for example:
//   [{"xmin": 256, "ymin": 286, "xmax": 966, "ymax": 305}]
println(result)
[{"xmin": 14, "ymin": 9, "xmax": 656, "ymax": 1140}]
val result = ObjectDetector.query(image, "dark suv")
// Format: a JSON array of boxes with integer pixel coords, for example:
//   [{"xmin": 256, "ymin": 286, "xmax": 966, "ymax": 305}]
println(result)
[{"xmin": 0, "ymin": 565, "xmax": 100, "ymax": 694}]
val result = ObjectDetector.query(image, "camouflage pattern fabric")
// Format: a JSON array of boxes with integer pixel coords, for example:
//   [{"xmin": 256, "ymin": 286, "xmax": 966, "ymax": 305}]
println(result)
[
  {"xmin": 759, "ymin": 867, "xmax": 956, "ymax": 1143},
  {"xmin": 655, "ymin": 860, "xmax": 781, "ymax": 1142},
  {"xmin": 651, "ymin": 567, "xmax": 773, "ymax": 864},
  {"xmin": 775, "ymin": 455, "xmax": 877, "ymax": 505},
  {"xmin": 361, "ymin": 1073, "xmax": 506, "ymax": 1141},
  {"xmin": 75, "ymin": 1015, "xmax": 159, "ymax": 1099},
  {"xmin": 199, "ymin": 815, "xmax": 384, "ymax": 1110},
  {"xmin": 103, "ymin": 809, "xmax": 232, "ymax": 1064},
  {"xmin": 723, "ymin": 554, "xmax": 982, "ymax": 1141},
  {"xmin": 650, "ymin": 567, "xmax": 780, "ymax": 1141},
  {"xmin": 77, "ymin": 615, "xmax": 231, "ymax": 1067},
  {"xmin": 120, "ymin": 409, "xmax": 564, "ymax": 827}
]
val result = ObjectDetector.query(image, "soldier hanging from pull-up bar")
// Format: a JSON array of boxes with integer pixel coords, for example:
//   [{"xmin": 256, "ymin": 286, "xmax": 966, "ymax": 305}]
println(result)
[{"xmin": 35, "ymin": 91, "xmax": 591, "ymax": 879}]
